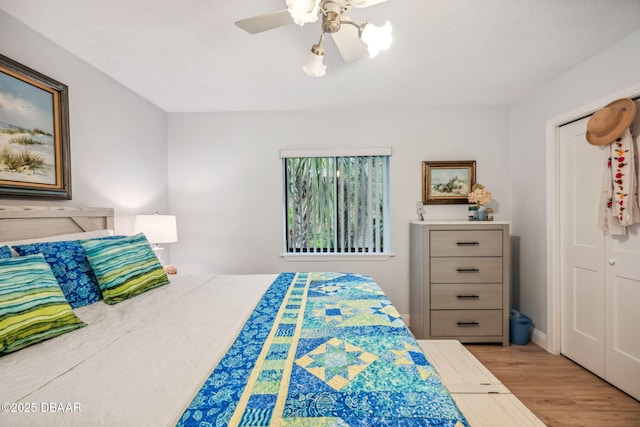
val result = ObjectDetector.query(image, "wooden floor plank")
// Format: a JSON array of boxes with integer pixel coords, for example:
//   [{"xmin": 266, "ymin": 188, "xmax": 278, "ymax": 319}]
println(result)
[{"xmin": 465, "ymin": 342, "xmax": 640, "ymax": 427}]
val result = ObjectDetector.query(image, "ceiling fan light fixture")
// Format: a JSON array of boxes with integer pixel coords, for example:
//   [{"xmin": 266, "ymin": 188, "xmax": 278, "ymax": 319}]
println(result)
[
  {"xmin": 360, "ymin": 20, "xmax": 392, "ymax": 58},
  {"xmin": 287, "ymin": 0, "xmax": 321, "ymax": 26},
  {"xmin": 237, "ymin": 0, "xmax": 393, "ymax": 75},
  {"xmin": 303, "ymin": 35, "xmax": 327, "ymax": 77},
  {"xmin": 303, "ymin": 48, "xmax": 327, "ymax": 77}
]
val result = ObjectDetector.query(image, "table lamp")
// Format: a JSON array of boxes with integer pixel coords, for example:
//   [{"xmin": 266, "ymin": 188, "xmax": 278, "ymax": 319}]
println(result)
[{"xmin": 133, "ymin": 213, "xmax": 177, "ymax": 264}]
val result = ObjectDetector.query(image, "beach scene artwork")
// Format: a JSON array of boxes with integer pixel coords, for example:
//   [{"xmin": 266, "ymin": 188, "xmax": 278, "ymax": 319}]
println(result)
[
  {"xmin": 0, "ymin": 70, "xmax": 57, "ymax": 186},
  {"xmin": 430, "ymin": 168, "xmax": 469, "ymax": 197}
]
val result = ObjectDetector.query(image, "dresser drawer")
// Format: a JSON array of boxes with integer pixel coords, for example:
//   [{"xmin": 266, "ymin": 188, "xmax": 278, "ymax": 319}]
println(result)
[
  {"xmin": 431, "ymin": 283, "xmax": 503, "ymax": 309},
  {"xmin": 430, "ymin": 230, "xmax": 503, "ymax": 257},
  {"xmin": 430, "ymin": 257, "xmax": 503, "ymax": 283},
  {"xmin": 430, "ymin": 310, "xmax": 503, "ymax": 337}
]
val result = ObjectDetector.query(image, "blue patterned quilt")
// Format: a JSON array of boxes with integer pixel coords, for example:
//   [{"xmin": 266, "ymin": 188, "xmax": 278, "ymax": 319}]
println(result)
[{"xmin": 177, "ymin": 272, "xmax": 469, "ymax": 427}]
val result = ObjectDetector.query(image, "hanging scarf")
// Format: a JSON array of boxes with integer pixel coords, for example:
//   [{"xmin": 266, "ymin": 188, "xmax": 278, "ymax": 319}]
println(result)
[{"xmin": 598, "ymin": 128, "xmax": 640, "ymax": 235}]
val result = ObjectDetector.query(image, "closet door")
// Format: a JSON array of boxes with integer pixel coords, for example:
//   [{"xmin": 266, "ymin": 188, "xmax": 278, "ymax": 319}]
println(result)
[
  {"xmin": 559, "ymin": 112, "xmax": 640, "ymax": 400},
  {"xmin": 559, "ymin": 117, "xmax": 606, "ymax": 377},
  {"xmin": 603, "ymin": 112, "xmax": 640, "ymax": 399}
]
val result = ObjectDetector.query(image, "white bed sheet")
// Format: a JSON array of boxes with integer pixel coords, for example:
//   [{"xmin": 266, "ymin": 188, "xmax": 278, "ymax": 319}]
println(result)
[{"xmin": 0, "ymin": 273, "xmax": 277, "ymax": 427}]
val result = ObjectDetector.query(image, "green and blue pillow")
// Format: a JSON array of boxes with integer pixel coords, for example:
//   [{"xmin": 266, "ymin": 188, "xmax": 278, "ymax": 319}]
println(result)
[
  {"xmin": 13, "ymin": 236, "xmax": 125, "ymax": 308},
  {"xmin": 81, "ymin": 233, "xmax": 169, "ymax": 304},
  {"xmin": 0, "ymin": 254, "xmax": 86, "ymax": 354}
]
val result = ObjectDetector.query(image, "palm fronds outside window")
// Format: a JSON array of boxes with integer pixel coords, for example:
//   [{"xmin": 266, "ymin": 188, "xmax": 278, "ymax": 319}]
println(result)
[{"xmin": 284, "ymin": 153, "xmax": 390, "ymax": 255}]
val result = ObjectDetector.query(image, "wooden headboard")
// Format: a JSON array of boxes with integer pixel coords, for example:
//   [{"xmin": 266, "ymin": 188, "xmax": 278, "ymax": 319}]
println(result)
[{"xmin": 0, "ymin": 206, "xmax": 114, "ymax": 242}]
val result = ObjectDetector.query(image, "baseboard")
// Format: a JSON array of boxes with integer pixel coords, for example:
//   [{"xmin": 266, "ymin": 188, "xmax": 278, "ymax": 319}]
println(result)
[{"xmin": 530, "ymin": 327, "xmax": 548, "ymax": 351}]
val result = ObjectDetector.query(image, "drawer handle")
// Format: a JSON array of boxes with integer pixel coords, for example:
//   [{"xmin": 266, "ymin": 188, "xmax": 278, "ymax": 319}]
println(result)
[
  {"xmin": 457, "ymin": 321, "xmax": 480, "ymax": 327},
  {"xmin": 456, "ymin": 241, "xmax": 480, "ymax": 246},
  {"xmin": 457, "ymin": 294, "xmax": 480, "ymax": 299},
  {"xmin": 456, "ymin": 268, "xmax": 480, "ymax": 273}
]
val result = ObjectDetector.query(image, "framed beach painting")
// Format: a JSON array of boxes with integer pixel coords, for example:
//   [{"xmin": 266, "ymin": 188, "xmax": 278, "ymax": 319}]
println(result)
[
  {"xmin": 422, "ymin": 160, "xmax": 476, "ymax": 205},
  {"xmin": 0, "ymin": 54, "xmax": 71, "ymax": 199}
]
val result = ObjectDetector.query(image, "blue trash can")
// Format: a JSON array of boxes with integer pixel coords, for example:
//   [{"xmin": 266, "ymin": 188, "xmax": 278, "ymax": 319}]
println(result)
[{"xmin": 509, "ymin": 309, "xmax": 531, "ymax": 345}]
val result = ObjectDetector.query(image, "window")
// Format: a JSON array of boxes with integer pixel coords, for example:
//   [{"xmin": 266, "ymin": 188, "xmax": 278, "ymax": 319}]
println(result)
[{"xmin": 281, "ymin": 148, "xmax": 391, "ymax": 257}]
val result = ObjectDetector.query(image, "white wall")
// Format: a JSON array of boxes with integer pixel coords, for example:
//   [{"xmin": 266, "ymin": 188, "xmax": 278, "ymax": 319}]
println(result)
[
  {"xmin": 509, "ymin": 28, "xmax": 640, "ymax": 338},
  {"xmin": 168, "ymin": 107, "xmax": 510, "ymax": 314},
  {"xmin": 0, "ymin": 10, "xmax": 169, "ymax": 232},
  {"xmin": 0, "ymin": 8, "xmax": 511, "ymax": 317},
  {"xmin": 10, "ymin": 6, "xmax": 638, "ymax": 335}
]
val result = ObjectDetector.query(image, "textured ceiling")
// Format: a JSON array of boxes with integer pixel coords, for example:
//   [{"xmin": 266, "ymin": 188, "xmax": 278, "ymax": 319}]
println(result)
[{"xmin": 1, "ymin": 0, "xmax": 640, "ymax": 112}]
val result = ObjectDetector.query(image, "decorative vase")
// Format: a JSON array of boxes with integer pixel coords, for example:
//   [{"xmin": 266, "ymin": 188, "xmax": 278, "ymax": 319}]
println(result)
[
  {"xmin": 477, "ymin": 206, "xmax": 488, "ymax": 221},
  {"xmin": 468, "ymin": 205, "xmax": 478, "ymax": 221}
]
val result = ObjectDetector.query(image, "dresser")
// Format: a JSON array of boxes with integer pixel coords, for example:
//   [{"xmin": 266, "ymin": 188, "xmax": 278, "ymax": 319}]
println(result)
[{"xmin": 410, "ymin": 221, "xmax": 510, "ymax": 345}]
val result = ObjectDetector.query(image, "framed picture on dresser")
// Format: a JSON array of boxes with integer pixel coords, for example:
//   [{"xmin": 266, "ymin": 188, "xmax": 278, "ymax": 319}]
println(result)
[
  {"xmin": 0, "ymin": 54, "xmax": 71, "ymax": 199},
  {"xmin": 422, "ymin": 160, "xmax": 476, "ymax": 205}
]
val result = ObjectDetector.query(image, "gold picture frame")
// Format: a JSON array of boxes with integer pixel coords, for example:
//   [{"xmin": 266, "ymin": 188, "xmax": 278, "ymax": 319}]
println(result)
[
  {"xmin": 0, "ymin": 54, "xmax": 71, "ymax": 199},
  {"xmin": 422, "ymin": 160, "xmax": 476, "ymax": 205}
]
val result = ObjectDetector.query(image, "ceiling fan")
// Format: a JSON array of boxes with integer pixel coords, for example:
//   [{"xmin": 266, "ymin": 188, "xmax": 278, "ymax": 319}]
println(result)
[{"xmin": 235, "ymin": 0, "xmax": 393, "ymax": 77}]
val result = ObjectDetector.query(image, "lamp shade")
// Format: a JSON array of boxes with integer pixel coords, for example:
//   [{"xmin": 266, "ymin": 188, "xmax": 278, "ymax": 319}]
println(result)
[
  {"xmin": 302, "ymin": 51, "xmax": 326, "ymax": 77},
  {"xmin": 133, "ymin": 214, "xmax": 178, "ymax": 244},
  {"xmin": 287, "ymin": 0, "xmax": 320, "ymax": 26},
  {"xmin": 361, "ymin": 21, "xmax": 393, "ymax": 58}
]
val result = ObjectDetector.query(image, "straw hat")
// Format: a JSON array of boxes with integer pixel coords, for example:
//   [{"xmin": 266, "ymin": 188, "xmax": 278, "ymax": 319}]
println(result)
[{"xmin": 586, "ymin": 98, "xmax": 636, "ymax": 146}]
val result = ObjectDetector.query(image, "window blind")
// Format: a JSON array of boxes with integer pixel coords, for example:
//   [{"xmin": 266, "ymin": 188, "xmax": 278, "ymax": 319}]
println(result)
[{"xmin": 283, "ymin": 152, "xmax": 390, "ymax": 255}]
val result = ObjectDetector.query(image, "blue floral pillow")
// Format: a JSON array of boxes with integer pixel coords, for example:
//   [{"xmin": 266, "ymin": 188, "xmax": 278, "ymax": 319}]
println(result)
[
  {"xmin": 13, "ymin": 236, "xmax": 125, "ymax": 308},
  {"xmin": 0, "ymin": 245, "xmax": 12, "ymax": 259}
]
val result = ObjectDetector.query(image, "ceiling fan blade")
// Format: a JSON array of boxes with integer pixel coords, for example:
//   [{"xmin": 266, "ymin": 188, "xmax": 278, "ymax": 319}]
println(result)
[
  {"xmin": 351, "ymin": 0, "xmax": 388, "ymax": 8},
  {"xmin": 235, "ymin": 9, "xmax": 293, "ymax": 34},
  {"xmin": 332, "ymin": 15, "xmax": 368, "ymax": 62}
]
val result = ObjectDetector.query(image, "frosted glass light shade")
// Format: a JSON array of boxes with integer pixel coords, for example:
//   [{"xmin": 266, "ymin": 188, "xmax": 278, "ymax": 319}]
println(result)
[
  {"xmin": 133, "ymin": 214, "xmax": 178, "ymax": 244},
  {"xmin": 361, "ymin": 21, "xmax": 393, "ymax": 58},
  {"xmin": 302, "ymin": 52, "xmax": 326, "ymax": 77},
  {"xmin": 287, "ymin": 0, "xmax": 320, "ymax": 26}
]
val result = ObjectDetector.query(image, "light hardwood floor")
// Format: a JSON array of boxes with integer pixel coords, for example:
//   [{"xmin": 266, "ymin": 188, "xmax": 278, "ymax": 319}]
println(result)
[{"xmin": 465, "ymin": 342, "xmax": 640, "ymax": 427}]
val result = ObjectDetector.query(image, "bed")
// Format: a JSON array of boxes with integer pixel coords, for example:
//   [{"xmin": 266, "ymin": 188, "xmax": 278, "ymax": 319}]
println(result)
[{"xmin": 0, "ymin": 206, "xmax": 543, "ymax": 426}]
